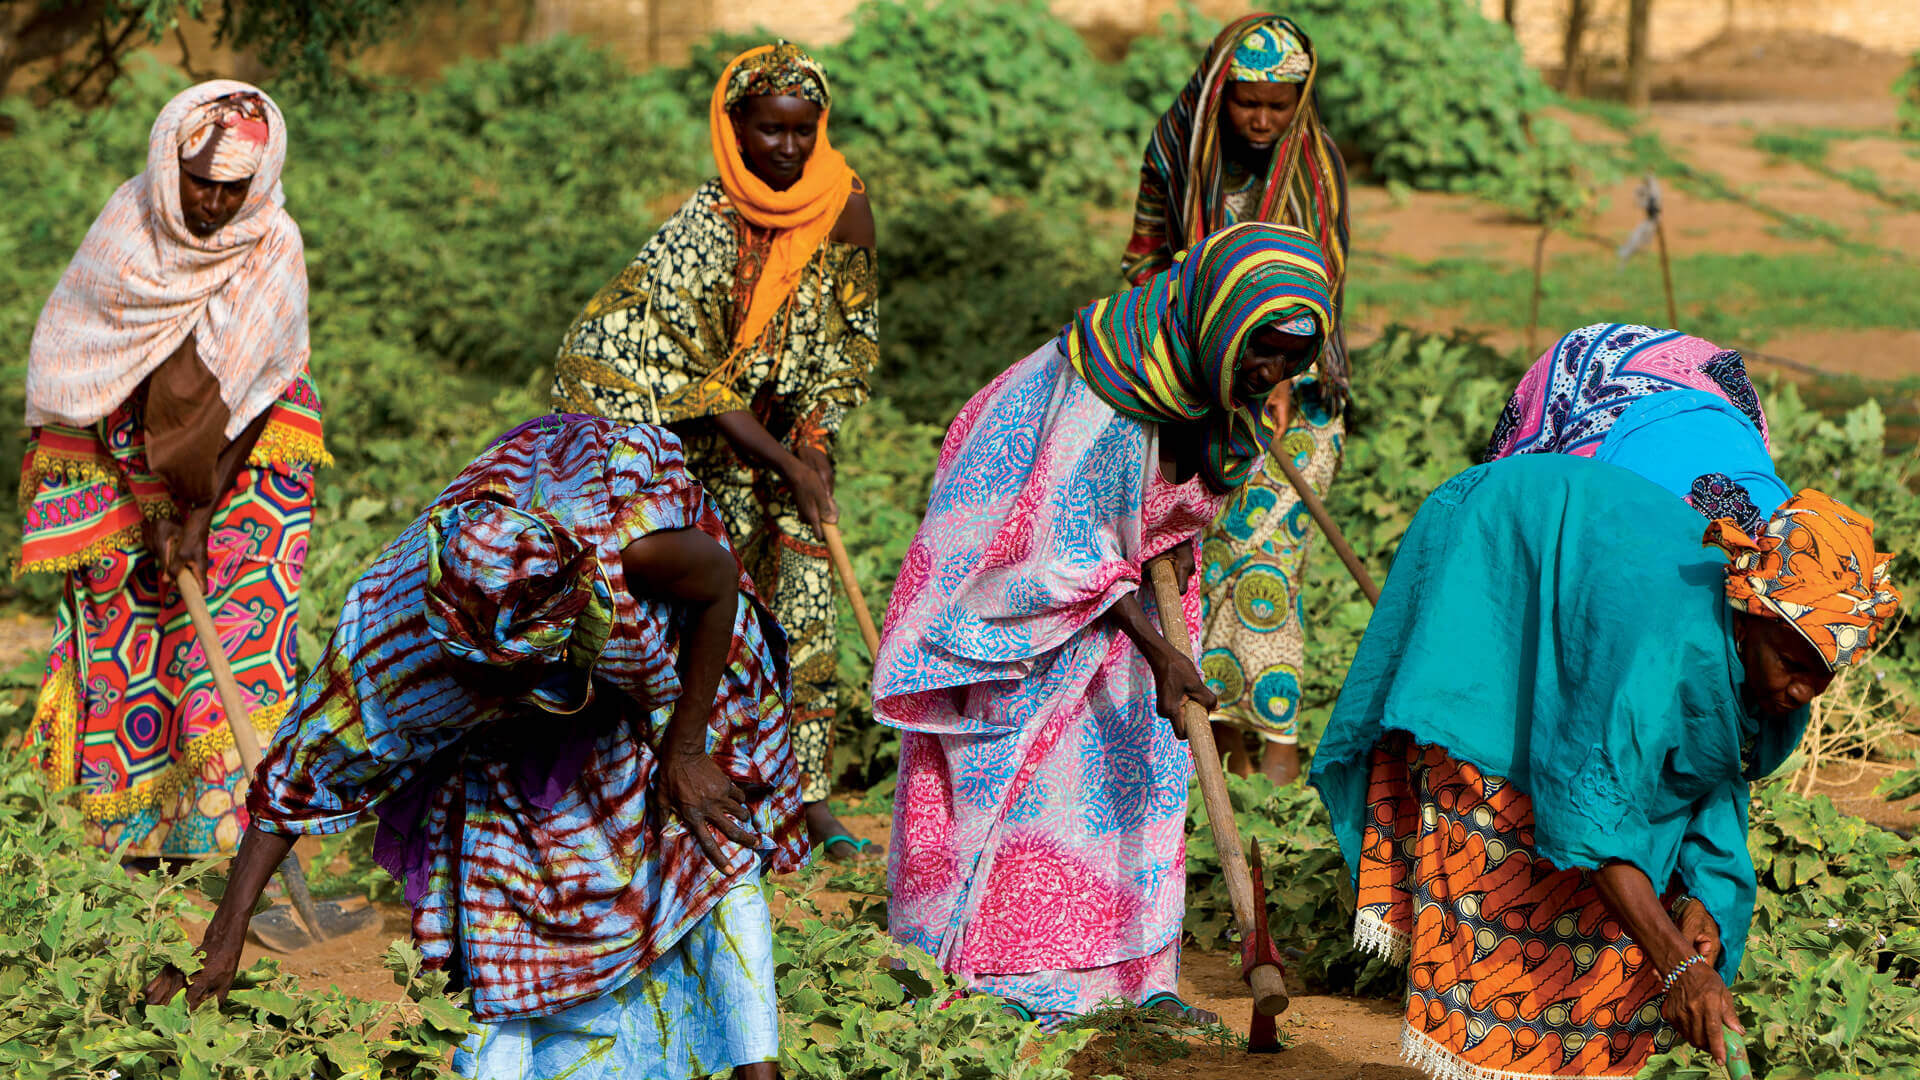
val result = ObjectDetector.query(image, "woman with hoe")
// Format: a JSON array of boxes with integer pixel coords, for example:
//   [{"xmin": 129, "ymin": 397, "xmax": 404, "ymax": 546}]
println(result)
[
  {"xmin": 19, "ymin": 81, "xmax": 328, "ymax": 864},
  {"xmin": 553, "ymin": 42, "xmax": 878, "ymax": 862},
  {"xmin": 875, "ymin": 222, "xmax": 1333, "ymax": 1028},
  {"xmin": 147, "ymin": 415, "xmax": 806, "ymax": 1080},
  {"xmin": 1312, "ymin": 453, "xmax": 1899, "ymax": 1078},
  {"xmin": 1126, "ymin": 15, "xmax": 1351, "ymax": 784}
]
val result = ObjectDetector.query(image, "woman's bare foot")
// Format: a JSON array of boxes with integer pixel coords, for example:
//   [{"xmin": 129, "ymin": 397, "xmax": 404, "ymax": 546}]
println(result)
[
  {"xmin": 805, "ymin": 800, "xmax": 883, "ymax": 863},
  {"xmin": 1260, "ymin": 742, "xmax": 1301, "ymax": 786},
  {"xmin": 1212, "ymin": 719, "xmax": 1254, "ymax": 777}
]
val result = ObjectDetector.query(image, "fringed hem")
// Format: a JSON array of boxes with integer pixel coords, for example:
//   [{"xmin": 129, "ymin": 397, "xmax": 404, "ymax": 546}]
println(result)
[
  {"xmin": 11, "ymin": 523, "xmax": 141, "ymax": 580},
  {"xmin": 1400, "ymin": 1025, "xmax": 1612, "ymax": 1080},
  {"xmin": 77, "ymin": 701, "xmax": 293, "ymax": 822},
  {"xmin": 17, "ymin": 455, "xmax": 118, "ymax": 508},
  {"xmin": 31, "ymin": 663, "xmax": 79, "ymax": 793},
  {"xmin": 249, "ymin": 425, "xmax": 333, "ymax": 469},
  {"xmin": 1354, "ymin": 908, "xmax": 1411, "ymax": 965}
]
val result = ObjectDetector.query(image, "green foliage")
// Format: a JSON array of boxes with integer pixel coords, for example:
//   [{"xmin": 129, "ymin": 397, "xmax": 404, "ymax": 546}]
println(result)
[
  {"xmin": 1475, "ymin": 118, "xmax": 1614, "ymax": 226},
  {"xmin": 1184, "ymin": 773, "xmax": 1399, "ymax": 995},
  {"xmin": 0, "ymin": 757, "xmax": 467, "ymax": 1076},
  {"xmin": 1642, "ymin": 786, "xmax": 1920, "ymax": 1078},
  {"xmin": 1, "ymin": 0, "xmax": 419, "ymax": 101},
  {"xmin": 1284, "ymin": 0, "xmax": 1556, "ymax": 190},
  {"xmin": 772, "ymin": 879, "xmax": 1099, "ymax": 1079},
  {"xmin": 1898, "ymin": 51, "xmax": 1920, "ymax": 139},
  {"xmin": 824, "ymin": 0, "xmax": 1146, "ymax": 205}
]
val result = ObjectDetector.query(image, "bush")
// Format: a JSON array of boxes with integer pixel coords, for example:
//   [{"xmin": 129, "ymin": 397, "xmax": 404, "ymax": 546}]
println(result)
[
  {"xmin": 0, "ymin": 755, "xmax": 468, "ymax": 1077},
  {"xmin": 1898, "ymin": 51, "xmax": 1920, "ymax": 138}
]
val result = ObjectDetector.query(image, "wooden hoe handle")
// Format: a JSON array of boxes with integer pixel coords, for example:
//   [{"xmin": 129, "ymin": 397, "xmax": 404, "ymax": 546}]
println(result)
[
  {"xmin": 175, "ymin": 569, "xmax": 330, "ymax": 944},
  {"xmin": 820, "ymin": 521, "xmax": 882, "ymax": 659},
  {"xmin": 1148, "ymin": 561, "xmax": 1290, "ymax": 1017},
  {"xmin": 1268, "ymin": 452, "xmax": 1380, "ymax": 607}
]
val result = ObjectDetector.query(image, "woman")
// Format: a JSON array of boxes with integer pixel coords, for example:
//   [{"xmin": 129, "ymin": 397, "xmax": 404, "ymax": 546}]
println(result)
[
  {"xmin": 1311, "ymin": 454, "xmax": 1899, "ymax": 1078},
  {"xmin": 19, "ymin": 81, "xmax": 326, "ymax": 861},
  {"xmin": 873, "ymin": 222, "xmax": 1334, "ymax": 1027},
  {"xmin": 552, "ymin": 42, "xmax": 877, "ymax": 860},
  {"xmin": 148, "ymin": 416, "xmax": 804, "ymax": 1080},
  {"xmin": 1486, "ymin": 323, "xmax": 1789, "ymax": 534},
  {"xmin": 1125, "ymin": 15, "xmax": 1352, "ymax": 783}
]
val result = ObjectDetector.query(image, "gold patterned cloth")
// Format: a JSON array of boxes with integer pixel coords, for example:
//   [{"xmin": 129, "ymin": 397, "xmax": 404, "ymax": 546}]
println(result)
[{"xmin": 551, "ymin": 176, "xmax": 878, "ymax": 802}]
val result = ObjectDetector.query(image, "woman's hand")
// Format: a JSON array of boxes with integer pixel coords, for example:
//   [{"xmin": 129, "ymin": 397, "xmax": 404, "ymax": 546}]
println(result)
[
  {"xmin": 144, "ymin": 909, "xmax": 247, "ymax": 1008},
  {"xmin": 1143, "ymin": 640, "xmax": 1217, "ymax": 732},
  {"xmin": 782, "ymin": 455, "xmax": 839, "ymax": 534},
  {"xmin": 660, "ymin": 747, "xmax": 759, "ymax": 870},
  {"xmin": 1676, "ymin": 899, "xmax": 1723, "ymax": 969},
  {"xmin": 143, "ymin": 515, "xmax": 183, "ymax": 575},
  {"xmin": 1662, "ymin": 960, "xmax": 1743, "ymax": 1065},
  {"xmin": 1144, "ymin": 539, "xmax": 1198, "ymax": 597},
  {"xmin": 176, "ymin": 504, "xmax": 213, "ymax": 589}
]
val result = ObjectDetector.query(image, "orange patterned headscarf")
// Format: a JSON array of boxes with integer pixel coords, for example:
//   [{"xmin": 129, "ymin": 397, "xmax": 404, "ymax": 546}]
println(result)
[
  {"xmin": 1703, "ymin": 490, "xmax": 1901, "ymax": 669},
  {"xmin": 703, "ymin": 43, "xmax": 856, "ymax": 403}
]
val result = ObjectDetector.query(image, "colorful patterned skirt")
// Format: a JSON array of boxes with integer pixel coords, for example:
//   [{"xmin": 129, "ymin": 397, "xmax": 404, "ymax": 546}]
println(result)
[
  {"xmin": 1356, "ymin": 733, "xmax": 1683, "ymax": 1080},
  {"xmin": 454, "ymin": 878, "xmax": 779, "ymax": 1079},
  {"xmin": 1199, "ymin": 385, "xmax": 1343, "ymax": 743},
  {"xmin": 28, "ymin": 462, "xmax": 312, "ymax": 858}
]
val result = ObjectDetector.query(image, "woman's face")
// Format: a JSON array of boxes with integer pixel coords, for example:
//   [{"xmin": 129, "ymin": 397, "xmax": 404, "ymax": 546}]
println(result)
[
  {"xmin": 1734, "ymin": 612, "xmax": 1834, "ymax": 720},
  {"xmin": 732, "ymin": 94, "xmax": 822, "ymax": 191},
  {"xmin": 178, "ymin": 168, "xmax": 251, "ymax": 237},
  {"xmin": 1235, "ymin": 325, "xmax": 1317, "ymax": 400},
  {"xmin": 1220, "ymin": 81, "xmax": 1303, "ymax": 154}
]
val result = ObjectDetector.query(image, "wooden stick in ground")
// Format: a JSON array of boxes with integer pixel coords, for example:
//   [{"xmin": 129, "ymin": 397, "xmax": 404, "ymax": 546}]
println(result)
[
  {"xmin": 1268, "ymin": 452, "xmax": 1381, "ymax": 606},
  {"xmin": 1147, "ymin": 560, "xmax": 1289, "ymax": 1018},
  {"xmin": 820, "ymin": 521, "xmax": 881, "ymax": 659},
  {"xmin": 174, "ymin": 569, "xmax": 330, "ymax": 945},
  {"xmin": 1654, "ymin": 211, "xmax": 1678, "ymax": 330}
]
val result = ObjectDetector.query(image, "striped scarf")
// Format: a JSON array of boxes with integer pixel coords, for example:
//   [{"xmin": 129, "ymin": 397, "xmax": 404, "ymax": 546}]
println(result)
[
  {"xmin": 1121, "ymin": 15, "xmax": 1348, "ymax": 388},
  {"xmin": 1061, "ymin": 222, "xmax": 1333, "ymax": 490}
]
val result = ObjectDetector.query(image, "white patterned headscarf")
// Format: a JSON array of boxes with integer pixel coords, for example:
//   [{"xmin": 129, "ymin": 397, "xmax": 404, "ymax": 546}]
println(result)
[{"xmin": 26, "ymin": 80, "xmax": 308, "ymax": 438}]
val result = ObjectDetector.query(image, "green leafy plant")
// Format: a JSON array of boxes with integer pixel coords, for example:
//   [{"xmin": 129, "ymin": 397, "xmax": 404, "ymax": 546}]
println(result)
[
  {"xmin": 0, "ymin": 757, "xmax": 468, "ymax": 1077},
  {"xmin": 1898, "ymin": 50, "xmax": 1920, "ymax": 139}
]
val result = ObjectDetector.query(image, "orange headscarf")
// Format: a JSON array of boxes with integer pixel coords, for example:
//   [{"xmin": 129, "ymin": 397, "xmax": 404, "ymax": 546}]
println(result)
[
  {"xmin": 1704, "ymin": 489, "xmax": 1902, "ymax": 669},
  {"xmin": 707, "ymin": 44, "xmax": 856, "ymax": 387}
]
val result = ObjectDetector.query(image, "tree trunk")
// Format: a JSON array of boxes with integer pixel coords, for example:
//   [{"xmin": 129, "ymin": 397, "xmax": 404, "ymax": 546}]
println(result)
[
  {"xmin": 1560, "ymin": 0, "xmax": 1592, "ymax": 96},
  {"xmin": 1527, "ymin": 223, "xmax": 1550, "ymax": 357},
  {"xmin": 1503, "ymin": 0, "xmax": 1519, "ymax": 28},
  {"xmin": 1625, "ymin": 0, "xmax": 1654, "ymax": 110}
]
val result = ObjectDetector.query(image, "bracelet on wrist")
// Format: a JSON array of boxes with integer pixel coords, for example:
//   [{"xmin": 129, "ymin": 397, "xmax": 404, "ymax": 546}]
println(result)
[{"xmin": 1659, "ymin": 952, "xmax": 1709, "ymax": 993}]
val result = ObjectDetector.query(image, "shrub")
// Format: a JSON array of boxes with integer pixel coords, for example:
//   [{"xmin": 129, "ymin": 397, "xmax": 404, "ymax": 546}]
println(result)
[{"xmin": 1898, "ymin": 51, "xmax": 1920, "ymax": 138}]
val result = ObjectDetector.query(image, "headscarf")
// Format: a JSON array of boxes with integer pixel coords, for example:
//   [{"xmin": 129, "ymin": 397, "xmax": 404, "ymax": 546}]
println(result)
[
  {"xmin": 1122, "ymin": 15, "xmax": 1348, "ymax": 389},
  {"xmin": 1228, "ymin": 21, "xmax": 1313, "ymax": 83},
  {"xmin": 26, "ymin": 80, "xmax": 307, "ymax": 439},
  {"xmin": 177, "ymin": 93, "xmax": 271, "ymax": 181},
  {"xmin": 703, "ymin": 43, "xmax": 856, "ymax": 406},
  {"xmin": 1704, "ymin": 491, "xmax": 1902, "ymax": 670},
  {"xmin": 1061, "ymin": 222, "xmax": 1332, "ymax": 490}
]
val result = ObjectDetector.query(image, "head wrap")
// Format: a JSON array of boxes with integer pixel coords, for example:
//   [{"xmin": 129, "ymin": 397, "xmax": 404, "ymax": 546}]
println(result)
[
  {"xmin": 177, "ymin": 92, "xmax": 271, "ymax": 181},
  {"xmin": 26, "ymin": 80, "xmax": 307, "ymax": 439},
  {"xmin": 1121, "ymin": 15, "xmax": 1348, "ymax": 392},
  {"xmin": 1228, "ymin": 21, "xmax": 1312, "ymax": 83},
  {"xmin": 702, "ymin": 44, "xmax": 855, "ymax": 408},
  {"xmin": 1704, "ymin": 490, "xmax": 1902, "ymax": 670},
  {"xmin": 1061, "ymin": 222, "xmax": 1332, "ymax": 490},
  {"xmin": 723, "ymin": 41, "xmax": 832, "ymax": 109}
]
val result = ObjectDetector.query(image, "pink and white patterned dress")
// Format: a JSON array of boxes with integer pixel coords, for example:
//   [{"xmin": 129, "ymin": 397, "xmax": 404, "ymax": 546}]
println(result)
[{"xmin": 873, "ymin": 342, "xmax": 1226, "ymax": 1025}]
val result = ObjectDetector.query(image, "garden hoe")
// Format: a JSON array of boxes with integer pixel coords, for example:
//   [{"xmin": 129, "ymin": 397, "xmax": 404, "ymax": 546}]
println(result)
[
  {"xmin": 1270, "ymin": 452, "xmax": 1379, "ymax": 606},
  {"xmin": 821, "ymin": 521, "xmax": 882, "ymax": 658},
  {"xmin": 176, "ymin": 569, "xmax": 378, "ymax": 953},
  {"xmin": 1148, "ymin": 561, "xmax": 1290, "ymax": 1050}
]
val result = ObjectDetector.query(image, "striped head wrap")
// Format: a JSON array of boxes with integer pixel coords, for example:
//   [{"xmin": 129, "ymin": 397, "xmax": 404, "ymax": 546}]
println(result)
[
  {"xmin": 1060, "ymin": 222, "xmax": 1332, "ymax": 490},
  {"xmin": 723, "ymin": 40, "xmax": 831, "ymax": 110},
  {"xmin": 1229, "ymin": 22, "xmax": 1312, "ymax": 83},
  {"xmin": 1121, "ymin": 15, "xmax": 1349, "ymax": 392},
  {"xmin": 1704, "ymin": 490, "xmax": 1901, "ymax": 670}
]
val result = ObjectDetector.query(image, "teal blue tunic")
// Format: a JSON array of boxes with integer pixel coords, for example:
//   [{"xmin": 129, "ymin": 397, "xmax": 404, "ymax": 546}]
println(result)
[{"xmin": 1309, "ymin": 454, "xmax": 1807, "ymax": 978}]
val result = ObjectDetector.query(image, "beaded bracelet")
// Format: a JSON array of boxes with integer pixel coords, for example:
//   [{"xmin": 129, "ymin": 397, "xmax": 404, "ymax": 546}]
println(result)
[{"xmin": 1660, "ymin": 953, "xmax": 1709, "ymax": 993}]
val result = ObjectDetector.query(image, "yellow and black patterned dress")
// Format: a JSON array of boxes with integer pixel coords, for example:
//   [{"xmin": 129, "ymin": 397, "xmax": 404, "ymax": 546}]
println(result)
[{"xmin": 552, "ymin": 177, "xmax": 878, "ymax": 804}]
